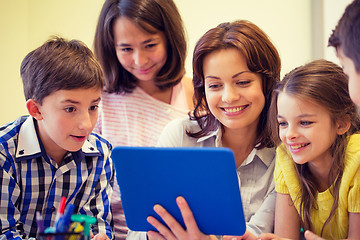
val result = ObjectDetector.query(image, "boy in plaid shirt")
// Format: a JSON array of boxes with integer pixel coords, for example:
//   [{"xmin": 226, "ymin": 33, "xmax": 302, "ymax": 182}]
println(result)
[{"xmin": 0, "ymin": 36, "xmax": 114, "ymax": 240}]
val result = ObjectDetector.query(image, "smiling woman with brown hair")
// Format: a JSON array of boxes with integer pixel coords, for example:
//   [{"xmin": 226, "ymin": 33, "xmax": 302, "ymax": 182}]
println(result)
[{"xmin": 146, "ymin": 19, "xmax": 281, "ymax": 240}]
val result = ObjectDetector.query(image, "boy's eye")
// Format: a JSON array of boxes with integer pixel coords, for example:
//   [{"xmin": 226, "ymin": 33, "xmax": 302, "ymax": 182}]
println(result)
[{"xmin": 65, "ymin": 107, "xmax": 75, "ymax": 113}]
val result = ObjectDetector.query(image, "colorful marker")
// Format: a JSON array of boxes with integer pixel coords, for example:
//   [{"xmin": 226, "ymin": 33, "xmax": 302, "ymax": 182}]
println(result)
[
  {"xmin": 71, "ymin": 214, "xmax": 97, "ymax": 240},
  {"xmin": 56, "ymin": 204, "xmax": 75, "ymax": 233},
  {"xmin": 53, "ymin": 196, "xmax": 66, "ymax": 228},
  {"xmin": 36, "ymin": 211, "xmax": 44, "ymax": 233}
]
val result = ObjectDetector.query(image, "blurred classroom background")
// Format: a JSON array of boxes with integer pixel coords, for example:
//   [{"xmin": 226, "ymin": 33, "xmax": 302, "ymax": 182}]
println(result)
[{"xmin": 0, "ymin": 0, "xmax": 352, "ymax": 125}]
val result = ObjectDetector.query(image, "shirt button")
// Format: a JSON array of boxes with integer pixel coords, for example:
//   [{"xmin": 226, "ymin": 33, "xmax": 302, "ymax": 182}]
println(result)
[
  {"xmin": 89, "ymin": 147, "xmax": 94, "ymax": 151},
  {"xmin": 19, "ymin": 150, "xmax": 24, "ymax": 155},
  {"xmin": 51, "ymin": 206, "xmax": 56, "ymax": 212}
]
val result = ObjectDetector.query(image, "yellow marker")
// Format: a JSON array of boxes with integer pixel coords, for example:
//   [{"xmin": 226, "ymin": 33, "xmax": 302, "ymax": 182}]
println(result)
[{"xmin": 68, "ymin": 222, "xmax": 83, "ymax": 240}]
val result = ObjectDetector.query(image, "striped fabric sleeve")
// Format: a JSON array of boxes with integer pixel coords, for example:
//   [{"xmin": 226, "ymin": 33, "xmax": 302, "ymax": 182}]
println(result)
[{"xmin": 0, "ymin": 155, "xmax": 24, "ymax": 240}]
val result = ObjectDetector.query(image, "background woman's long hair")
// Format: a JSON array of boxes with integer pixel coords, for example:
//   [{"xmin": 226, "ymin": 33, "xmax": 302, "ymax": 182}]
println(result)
[{"xmin": 94, "ymin": 0, "xmax": 187, "ymax": 93}]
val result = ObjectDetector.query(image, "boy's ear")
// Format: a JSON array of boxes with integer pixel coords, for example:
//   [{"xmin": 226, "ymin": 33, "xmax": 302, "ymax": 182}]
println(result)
[
  {"xmin": 336, "ymin": 114, "xmax": 351, "ymax": 135},
  {"xmin": 26, "ymin": 99, "xmax": 43, "ymax": 120}
]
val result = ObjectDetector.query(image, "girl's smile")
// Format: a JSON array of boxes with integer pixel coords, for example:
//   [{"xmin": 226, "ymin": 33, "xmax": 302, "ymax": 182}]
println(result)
[
  {"xmin": 277, "ymin": 92, "xmax": 338, "ymax": 166},
  {"xmin": 287, "ymin": 142, "xmax": 310, "ymax": 153}
]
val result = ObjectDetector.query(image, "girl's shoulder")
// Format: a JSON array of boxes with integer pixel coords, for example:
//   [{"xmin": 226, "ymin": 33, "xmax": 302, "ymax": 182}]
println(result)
[
  {"xmin": 274, "ymin": 145, "xmax": 299, "ymax": 181},
  {"xmin": 344, "ymin": 133, "xmax": 360, "ymax": 172},
  {"xmin": 347, "ymin": 133, "xmax": 360, "ymax": 149}
]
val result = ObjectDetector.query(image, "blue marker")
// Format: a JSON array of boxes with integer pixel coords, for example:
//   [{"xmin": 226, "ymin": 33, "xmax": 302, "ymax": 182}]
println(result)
[
  {"xmin": 54, "ymin": 196, "xmax": 66, "ymax": 228},
  {"xmin": 44, "ymin": 226, "xmax": 55, "ymax": 233},
  {"xmin": 55, "ymin": 204, "xmax": 75, "ymax": 232}
]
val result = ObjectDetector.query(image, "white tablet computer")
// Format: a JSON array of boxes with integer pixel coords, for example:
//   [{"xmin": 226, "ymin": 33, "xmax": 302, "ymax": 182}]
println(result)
[{"xmin": 111, "ymin": 146, "xmax": 246, "ymax": 236}]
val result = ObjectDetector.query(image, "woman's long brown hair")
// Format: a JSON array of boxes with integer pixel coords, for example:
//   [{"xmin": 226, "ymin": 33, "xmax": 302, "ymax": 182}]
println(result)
[{"xmin": 189, "ymin": 20, "xmax": 281, "ymax": 149}]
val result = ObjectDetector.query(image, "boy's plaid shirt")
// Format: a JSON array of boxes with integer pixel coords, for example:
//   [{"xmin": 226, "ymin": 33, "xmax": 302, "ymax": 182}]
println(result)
[{"xmin": 0, "ymin": 116, "xmax": 114, "ymax": 239}]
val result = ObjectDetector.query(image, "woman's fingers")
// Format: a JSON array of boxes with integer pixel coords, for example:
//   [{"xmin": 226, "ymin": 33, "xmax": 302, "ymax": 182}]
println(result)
[
  {"xmin": 147, "ymin": 197, "xmax": 210, "ymax": 240},
  {"xmin": 147, "ymin": 230, "xmax": 166, "ymax": 240},
  {"xmin": 148, "ymin": 204, "xmax": 185, "ymax": 240},
  {"xmin": 176, "ymin": 196, "xmax": 201, "ymax": 236}
]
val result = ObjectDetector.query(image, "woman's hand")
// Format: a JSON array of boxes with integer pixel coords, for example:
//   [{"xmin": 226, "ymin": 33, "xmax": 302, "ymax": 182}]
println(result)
[
  {"xmin": 223, "ymin": 230, "xmax": 257, "ymax": 240},
  {"xmin": 92, "ymin": 233, "xmax": 110, "ymax": 240},
  {"xmin": 146, "ymin": 196, "xmax": 215, "ymax": 240}
]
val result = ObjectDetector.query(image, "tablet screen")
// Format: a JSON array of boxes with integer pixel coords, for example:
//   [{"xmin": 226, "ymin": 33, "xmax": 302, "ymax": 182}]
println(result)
[{"xmin": 111, "ymin": 146, "xmax": 246, "ymax": 236}]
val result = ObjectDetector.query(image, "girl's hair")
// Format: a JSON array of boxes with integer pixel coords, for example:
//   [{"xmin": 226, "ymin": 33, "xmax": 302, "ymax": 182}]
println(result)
[
  {"xmin": 94, "ymin": 0, "xmax": 187, "ymax": 93},
  {"xmin": 268, "ymin": 59, "xmax": 360, "ymax": 235},
  {"xmin": 189, "ymin": 20, "xmax": 281, "ymax": 149}
]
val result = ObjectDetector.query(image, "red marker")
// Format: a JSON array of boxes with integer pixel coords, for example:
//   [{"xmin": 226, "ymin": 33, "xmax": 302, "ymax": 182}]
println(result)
[{"xmin": 54, "ymin": 196, "xmax": 67, "ymax": 227}]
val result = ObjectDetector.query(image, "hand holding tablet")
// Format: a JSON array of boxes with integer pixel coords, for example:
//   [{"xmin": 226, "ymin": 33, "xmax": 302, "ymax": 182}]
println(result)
[{"xmin": 111, "ymin": 146, "xmax": 246, "ymax": 236}]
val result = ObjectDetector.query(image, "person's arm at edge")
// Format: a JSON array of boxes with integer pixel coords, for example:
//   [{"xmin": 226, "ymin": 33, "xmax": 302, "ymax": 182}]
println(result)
[{"xmin": 258, "ymin": 193, "xmax": 300, "ymax": 240}]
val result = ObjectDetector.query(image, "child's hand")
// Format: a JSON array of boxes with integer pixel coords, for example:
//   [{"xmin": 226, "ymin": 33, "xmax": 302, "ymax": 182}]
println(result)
[
  {"xmin": 257, "ymin": 233, "xmax": 280, "ymax": 240},
  {"xmin": 92, "ymin": 233, "xmax": 110, "ymax": 240},
  {"xmin": 304, "ymin": 230, "xmax": 324, "ymax": 240},
  {"xmin": 223, "ymin": 230, "xmax": 257, "ymax": 240}
]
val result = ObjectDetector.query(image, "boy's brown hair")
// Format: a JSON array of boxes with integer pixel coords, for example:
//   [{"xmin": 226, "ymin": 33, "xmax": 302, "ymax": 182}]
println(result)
[
  {"xmin": 21, "ymin": 36, "xmax": 103, "ymax": 104},
  {"xmin": 329, "ymin": 0, "xmax": 360, "ymax": 72}
]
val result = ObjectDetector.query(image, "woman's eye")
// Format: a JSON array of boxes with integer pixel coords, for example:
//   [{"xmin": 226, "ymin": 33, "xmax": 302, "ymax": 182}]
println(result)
[
  {"xmin": 89, "ymin": 105, "xmax": 99, "ymax": 111},
  {"xmin": 208, "ymin": 84, "xmax": 221, "ymax": 89},
  {"xmin": 145, "ymin": 43, "xmax": 157, "ymax": 48},
  {"xmin": 121, "ymin": 48, "xmax": 132, "ymax": 52},
  {"xmin": 236, "ymin": 80, "xmax": 251, "ymax": 86},
  {"xmin": 65, "ymin": 107, "xmax": 75, "ymax": 113}
]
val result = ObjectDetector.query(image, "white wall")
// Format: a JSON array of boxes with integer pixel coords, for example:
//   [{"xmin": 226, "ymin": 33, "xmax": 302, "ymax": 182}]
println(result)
[
  {"xmin": 0, "ymin": 0, "xmax": 104, "ymax": 125},
  {"xmin": 323, "ymin": 0, "xmax": 353, "ymax": 64},
  {"xmin": 0, "ymin": 0, "xmax": 353, "ymax": 125},
  {"xmin": 0, "ymin": 2, "xmax": 30, "ymax": 125},
  {"xmin": 175, "ymin": 0, "xmax": 312, "ymax": 79}
]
